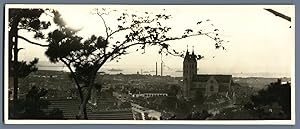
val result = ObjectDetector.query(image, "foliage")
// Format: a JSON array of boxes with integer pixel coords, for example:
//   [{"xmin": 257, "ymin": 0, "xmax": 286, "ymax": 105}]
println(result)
[
  {"xmin": 9, "ymin": 8, "xmax": 51, "ymax": 39},
  {"xmin": 130, "ymin": 88, "xmax": 141, "ymax": 94},
  {"xmin": 186, "ymin": 110, "xmax": 212, "ymax": 120},
  {"xmin": 9, "ymin": 8, "xmax": 51, "ymax": 64},
  {"xmin": 94, "ymin": 83, "xmax": 103, "ymax": 91},
  {"xmin": 9, "ymin": 8, "xmax": 52, "ymax": 100},
  {"xmin": 167, "ymin": 84, "xmax": 181, "ymax": 96},
  {"xmin": 22, "ymin": 86, "xmax": 49, "ymax": 118},
  {"xmin": 9, "ymin": 86, "xmax": 64, "ymax": 119},
  {"xmin": 245, "ymin": 79, "xmax": 291, "ymax": 120},
  {"xmin": 10, "ymin": 58, "xmax": 39, "ymax": 78},
  {"xmin": 119, "ymin": 102, "xmax": 132, "ymax": 108},
  {"xmin": 212, "ymin": 107, "xmax": 259, "ymax": 120},
  {"xmin": 192, "ymin": 89, "xmax": 205, "ymax": 105},
  {"xmin": 150, "ymin": 96, "xmax": 192, "ymax": 114},
  {"xmin": 160, "ymin": 96, "xmax": 178, "ymax": 111}
]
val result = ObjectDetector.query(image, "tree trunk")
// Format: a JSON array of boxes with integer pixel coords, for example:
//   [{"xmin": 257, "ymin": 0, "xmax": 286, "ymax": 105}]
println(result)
[
  {"xmin": 9, "ymin": 31, "xmax": 13, "ymax": 65},
  {"xmin": 58, "ymin": 59, "xmax": 86, "ymax": 119},
  {"xmin": 11, "ymin": 21, "xmax": 19, "ymax": 101},
  {"xmin": 77, "ymin": 87, "xmax": 87, "ymax": 119},
  {"xmin": 77, "ymin": 74, "xmax": 96, "ymax": 119}
]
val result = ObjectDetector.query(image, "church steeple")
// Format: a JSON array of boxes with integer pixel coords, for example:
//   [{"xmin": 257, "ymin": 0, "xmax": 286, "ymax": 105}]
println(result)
[
  {"xmin": 192, "ymin": 46, "xmax": 195, "ymax": 55},
  {"xmin": 186, "ymin": 45, "xmax": 189, "ymax": 55},
  {"xmin": 184, "ymin": 45, "xmax": 190, "ymax": 61},
  {"xmin": 183, "ymin": 44, "xmax": 197, "ymax": 98},
  {"xmin": 191, "ymin": 46, "xmax": 197, "ymax": 62}
]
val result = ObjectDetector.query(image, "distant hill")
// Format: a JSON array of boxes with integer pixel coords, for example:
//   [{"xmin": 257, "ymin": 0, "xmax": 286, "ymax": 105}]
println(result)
[{"xmin": 233, "ymin": 77, "xmax": 291, "ymax": 90}]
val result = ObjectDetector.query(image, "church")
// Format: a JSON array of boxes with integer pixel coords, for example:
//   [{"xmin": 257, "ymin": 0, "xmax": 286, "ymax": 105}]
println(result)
[{"xmin": 183, "ymin": 48, "xmax": 233, "ymax": 99}]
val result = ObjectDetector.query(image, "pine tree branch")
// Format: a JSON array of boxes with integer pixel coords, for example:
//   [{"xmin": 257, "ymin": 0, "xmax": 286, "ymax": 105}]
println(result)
[{"xmin": 18, "ymin": 35, "xmax": 49, "ymax": 47}]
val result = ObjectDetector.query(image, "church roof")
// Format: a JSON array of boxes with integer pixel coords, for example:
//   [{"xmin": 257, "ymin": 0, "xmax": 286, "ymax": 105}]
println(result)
[{"xmin": 192, "ymin": 74, "xmax": 232, "ymax": 83}]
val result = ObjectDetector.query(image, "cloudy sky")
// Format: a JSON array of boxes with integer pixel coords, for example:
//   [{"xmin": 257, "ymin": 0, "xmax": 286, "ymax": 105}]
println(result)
[{"xmin": 9, "ymin": 5, "xmax": 294, "ymax": 77}]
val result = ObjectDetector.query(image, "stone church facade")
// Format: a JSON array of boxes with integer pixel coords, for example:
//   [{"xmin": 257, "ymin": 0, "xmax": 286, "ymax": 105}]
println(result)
[{"xmin": 183, "ymin": 49, "xmax": 233, "ymax": 99}]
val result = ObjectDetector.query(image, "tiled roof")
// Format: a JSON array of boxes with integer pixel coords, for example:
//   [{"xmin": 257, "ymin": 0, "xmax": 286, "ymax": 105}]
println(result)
[{"xmin": 44, "ymin": 98, "xmax": 133, "ymax": 120}]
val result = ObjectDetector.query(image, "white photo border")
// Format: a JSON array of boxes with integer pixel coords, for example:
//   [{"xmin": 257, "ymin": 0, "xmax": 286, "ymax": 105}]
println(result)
[{"xmin": 3, "ymin": 4, "xmax": 296, "ymax": 125}]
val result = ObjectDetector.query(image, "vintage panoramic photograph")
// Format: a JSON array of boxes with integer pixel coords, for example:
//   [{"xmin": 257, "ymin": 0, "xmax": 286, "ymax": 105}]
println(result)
[{"xmin": 4, "ymin": 4, "xmax": 295, "ymax": 124}]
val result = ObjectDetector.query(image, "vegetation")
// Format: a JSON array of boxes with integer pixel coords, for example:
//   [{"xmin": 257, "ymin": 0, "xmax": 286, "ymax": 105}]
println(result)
[
  {"xmin": 212, "ymin": 79, "xmax": 291, "ymax": 120},
  {"xmin": 186, "ymin": 110, "xmax": 212, "ymax": 120},
  {"xmin": 9, "ymin": 86, "xmax": 64, "ymax": 119},
  {"xmin": 192, "ymin": 89, "xmax": 205, "ymax": 105},
  {"xmin": 245, "ymin": 79, "xmax": 291, "ymax": 119},
  {"xmin": 9, "ymin": 8, "xmax": 51, "ymax": 100}
]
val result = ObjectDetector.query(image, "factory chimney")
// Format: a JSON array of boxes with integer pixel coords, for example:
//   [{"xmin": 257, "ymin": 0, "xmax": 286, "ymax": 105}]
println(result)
[
  {"xmin": 161, "ymin": 61, "xmax": 163, "ymax": 76},
  {"xmin": 156, "ymin": 62, "xmax": 158, "ymax": 76}
]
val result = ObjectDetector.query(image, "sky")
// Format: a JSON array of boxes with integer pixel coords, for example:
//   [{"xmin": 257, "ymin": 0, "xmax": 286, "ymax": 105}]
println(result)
[{"xmin": 10, "ymin": 5, "xmax": 295, "ymax": 77}]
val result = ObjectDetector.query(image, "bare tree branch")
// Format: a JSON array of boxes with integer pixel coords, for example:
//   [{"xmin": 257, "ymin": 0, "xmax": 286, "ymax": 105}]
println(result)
[
  {"xmin": 96, "ymin": 11, "xmax": 110, "ymax": 39},
  {"xmin": 264, "ymin": 8, "xmax": 291, "ymax": 22},
  {"xmin": 108, "ymin": 27, "xmax": 131, "ymax": 38}
]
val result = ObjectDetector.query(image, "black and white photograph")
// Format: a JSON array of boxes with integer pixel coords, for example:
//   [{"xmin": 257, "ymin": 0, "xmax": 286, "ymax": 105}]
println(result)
[{"xmin": 4, "ymin": 4, "xmax": 295, "ymax": 124}]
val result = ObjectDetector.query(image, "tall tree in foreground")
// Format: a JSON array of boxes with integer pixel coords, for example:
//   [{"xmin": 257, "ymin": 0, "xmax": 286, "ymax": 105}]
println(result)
[
  {"xmin": 9, "ymin": 8, "xmax": 51, "ymax": 100},
  {"xmin": 246, "ymin": 79, "xmax": 291, "ymax": 119},
  {"xmin": 45, "ymin": 8, "xmax": 227, "ymax": 119}
]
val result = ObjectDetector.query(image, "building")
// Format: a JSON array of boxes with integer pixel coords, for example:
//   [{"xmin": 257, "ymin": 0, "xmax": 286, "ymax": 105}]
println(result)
[
  {"xmin": 130, "ymin": 92, "xmax": 168, "ymax": 98},
  {"xmin": 131, "ymin": 103, "xmax": 161, "ymax": 120},
  {"xmin": 183, "ymin": 48, "xmax": 233, "ymax": 98},
  {"xmin": 45, "ymin": 98, "xmax": 133, "ymax": 120}
]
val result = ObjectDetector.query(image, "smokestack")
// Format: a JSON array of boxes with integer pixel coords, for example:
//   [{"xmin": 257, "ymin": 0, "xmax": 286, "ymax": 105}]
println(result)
[
  {"xmin": 156, "ymin": 62, "xmax": 158, "ymax": 76},
  {"xmin": 160, "ymin": 53, "xmax": 163, "ymax": 76},
  {"xmin": 161, "ymin": 62, "xmax": 163, "ymax": 76}
]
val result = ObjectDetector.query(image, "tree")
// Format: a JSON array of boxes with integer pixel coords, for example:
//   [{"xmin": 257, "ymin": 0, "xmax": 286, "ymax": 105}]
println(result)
[
  {"xmin": 22, "ymin": 86, "xmax": 49, "ymax": 118},
  {"xmin": 186, "ymin": 110, "xmax": 212, "ymax": 120},
  {"xmin": 192, "ymin": 89, "xmax": 205, "ymax": 105},
  {"xmin": 160, "ymin": 96, "xmax": 178, "ymax": 111},
  {"xmin": 167, "ymin": 84, "xmax": 180, "ymax": 96},
  {"xmin": 9, "ymin": 8, "xmax": 51, "ymax": 100},
  {"xmin": 246, "ymin": 79, "xmax": 291, "ymax": 120},
  {"xmin": 10, "ymin": 86, "xmax": 64, "ymax": 119},
  {"xmin": 44, "ymin": 8, "xmax": 226, "ymax": 119}
]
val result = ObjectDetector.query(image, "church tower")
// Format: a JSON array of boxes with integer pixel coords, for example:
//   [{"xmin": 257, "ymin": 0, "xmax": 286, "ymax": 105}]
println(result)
[{"xmin": 183, "ymin": 46, "xmax": 197, "ymax": 98}]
